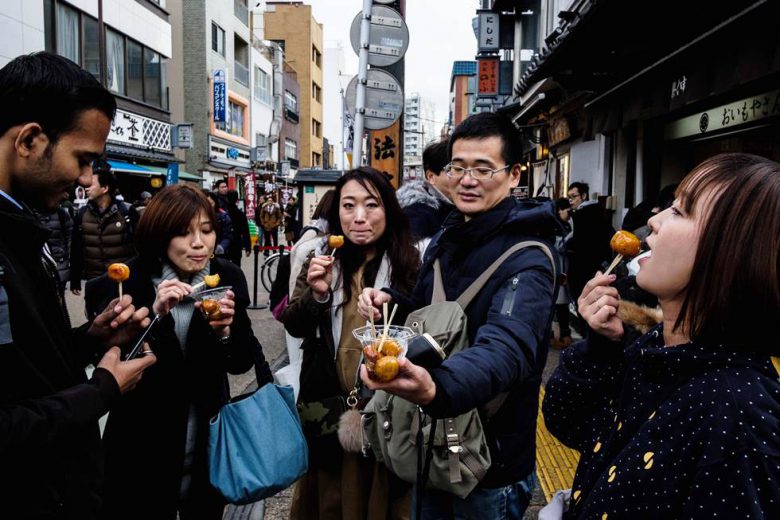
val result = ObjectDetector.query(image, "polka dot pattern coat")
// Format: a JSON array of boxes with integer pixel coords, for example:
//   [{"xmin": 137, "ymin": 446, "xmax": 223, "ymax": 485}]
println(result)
[{"xmin": 543, "ymin": 325, "xmax": 780, "ymax": 519}]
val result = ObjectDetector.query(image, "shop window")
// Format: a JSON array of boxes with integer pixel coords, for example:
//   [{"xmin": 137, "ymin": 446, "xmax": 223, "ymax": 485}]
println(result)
[
  {"xmin": 228, "ymin": 100, "xmax": 245, "ymax": 138},
  {"xmin": 55, "ymin": 2, "xmax": 80, "ymax": 64},
  {"xmin": 285, "ymin": 139, "xmax": 298, "ymax": 160},
  {"xmin": 127, "ymin": 40, "xmax": 144, "ymax": 101},
  {"xmin": 254, "ymin": 67, "xmax": 272, "ymax": 104},
  {"xmin": 212, "ymin": 22, "xmax": 226, "ymax": 57},
  {"xmin": 82, "ymin": 16, "xmax": 100, "ymax": 80},
  {"xmin": 43, "ymin": 1, "xmax": 167, "ymax": 109},
  {"xmin": 312, "ymin": 45, "xmax": 321, "ymax": 68},
  {"xmin": 106, "ymin": 29, "xmax": 125, "ymax": 94},
  {"xmin": 143, "ymin": 48, "xmax": 162, "ymax": 106},
  {"xmin": 285, "ymin": 91, "xmax": 298, "ymax": 113},
  {"xmin": 44, "ymin": 0, "xmax": 54, "ymax": 52}
]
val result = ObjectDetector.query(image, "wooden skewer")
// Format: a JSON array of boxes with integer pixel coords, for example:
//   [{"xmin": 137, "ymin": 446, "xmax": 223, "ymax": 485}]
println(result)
[
  {"xmin": 387, "ymin": 304, "xmax": 398, "ymax": 330},
  {"xmin": 378, "ymin": 302, "xmax": 389, "ymax": 353},
  {"xmin": 118, "ymin": 282, "xmax": 123, "ymax": 301},
  {"xmin": 368, "ymin": 312, "xmax": 377, "ymax": 342},
  {"xmin": 603, "ymin": 254, "xmax": 623, "ymax": 277}
]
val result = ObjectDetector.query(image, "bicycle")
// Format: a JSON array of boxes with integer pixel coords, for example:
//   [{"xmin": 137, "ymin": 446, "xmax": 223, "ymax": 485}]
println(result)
[{"xmin": 260, "ymin": 250, "xmax": 282, "ymax": 293}]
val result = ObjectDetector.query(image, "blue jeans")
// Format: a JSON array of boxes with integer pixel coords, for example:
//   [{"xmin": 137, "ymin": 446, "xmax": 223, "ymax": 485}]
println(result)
[{"xmin": 413, "ymin": 472, "xmax": 537, "ymax": 520}]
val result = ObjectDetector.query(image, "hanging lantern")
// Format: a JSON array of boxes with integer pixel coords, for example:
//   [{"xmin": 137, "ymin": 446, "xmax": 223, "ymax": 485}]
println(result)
[{"xmin": 150, "ymin": 177, "xmax": 164, "ymax": 188}]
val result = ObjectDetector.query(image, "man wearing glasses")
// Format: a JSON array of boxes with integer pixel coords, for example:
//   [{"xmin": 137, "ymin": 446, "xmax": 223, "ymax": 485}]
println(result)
[
  {"xmin": 565, "ymin": 181, "xmax": 614, "ymax": 305},
  {"xmin": 358, "ymin": 112, "xmax": 562, "ymax": 519}
]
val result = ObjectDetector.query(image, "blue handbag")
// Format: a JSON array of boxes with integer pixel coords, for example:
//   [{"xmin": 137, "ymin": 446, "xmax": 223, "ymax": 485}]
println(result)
[{"xmin": 208, "ymin": 384, "xmax": 308, "ymax": 504}]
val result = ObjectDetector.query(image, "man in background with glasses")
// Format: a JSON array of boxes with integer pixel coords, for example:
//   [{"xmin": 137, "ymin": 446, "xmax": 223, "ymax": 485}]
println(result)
[
  {"xmin": 359, "ymin": 112, "xmax": 563, "ymax": 519},
  {"xmin": 565, "ymin": 181, "xmax": 614, "ymax": 306}
]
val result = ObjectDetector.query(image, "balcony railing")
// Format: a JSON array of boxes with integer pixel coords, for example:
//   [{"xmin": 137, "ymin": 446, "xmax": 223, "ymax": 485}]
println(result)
[
  {"xmin": 234, "ymin": 0, "xmax": 249, "ymax": 26},
  {"xmin": 234, "ymin": 61, "xmax": 249, "ymax": 86}
]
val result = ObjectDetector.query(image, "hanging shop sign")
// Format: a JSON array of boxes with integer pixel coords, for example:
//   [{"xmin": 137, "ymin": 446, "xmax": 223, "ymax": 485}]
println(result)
[
  {"xmin": 369, "ymin": 119, "xmax": 401, "ymax": 189},
  {"xmin": 478, "ymin": 57, "xmax": 500, "ymax": 96},
  {"xmin": 245, "ymin": 172, "xmax": 256, "ymax": 219},
  {"xmin": 665, "ymin": 88, "xmax": 780, "ymax": 140},
  {"xmin": 547, "ymin": 118, "xmax": 572, "ymax": 147},
  {"xmin": 172, "ymin": 123, "xmax": 194, "ymax": 149},
  {"xmin": 108, "ymin": 109, "xmax": 171, "ymax": 152},
  {"xmin": 477, "ymin": 10, "xmax": 500, "ymax": 52},
  {"xmin": 213, "ymin": 70, "xmax": 227, "ymax": 123},
  {"xmin": 208, "ymin": 136, "xmax": 251, "ymax": 169}
]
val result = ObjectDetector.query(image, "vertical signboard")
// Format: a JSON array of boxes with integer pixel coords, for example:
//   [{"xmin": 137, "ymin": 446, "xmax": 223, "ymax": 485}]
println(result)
[
  {"xmin": 213, "ymin": 70, "xmax": 227, "ymax": 123},
  {"xmin": 478, "ymin": 10, "xmax": 499, "ymax": 52},
  {"xmin": 369, "ymin": 119, "xmax": 401, "ymax": 189},
  {"xmin": 478, "ymin": 58, "xmax": 499, "ymax": 96},
  {"xmin": 245, "ymin": 172, "xmax": 256, "ymax": 219},
  {"xmin": 166, "ymin": 162, "xmax": 179, "ymax": 185},
  {"xmin": 172, "ymin": 123, "xmax": 194, "ymax": 149}
]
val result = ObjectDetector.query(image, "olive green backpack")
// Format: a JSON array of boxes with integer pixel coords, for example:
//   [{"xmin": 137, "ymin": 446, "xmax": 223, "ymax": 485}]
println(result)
[{"xmin": 361, "ymin": 241, "xmax": 556, "ymax": 499}]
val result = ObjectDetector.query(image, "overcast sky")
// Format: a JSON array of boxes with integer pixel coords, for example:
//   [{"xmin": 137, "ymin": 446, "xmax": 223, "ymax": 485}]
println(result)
[{"xmin": 303, "ymin": 0, "xmax": 481, "ymax": 127}]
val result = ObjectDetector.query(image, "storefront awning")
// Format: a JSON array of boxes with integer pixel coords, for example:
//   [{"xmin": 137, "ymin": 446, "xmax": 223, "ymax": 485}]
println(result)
[
  {"xmin": 107, "ymin": 160, "xmax": 156, "ymax": 176},
  {"xmin": 145, "ymin": 166, "xmax": 203, "ymax": 182}
]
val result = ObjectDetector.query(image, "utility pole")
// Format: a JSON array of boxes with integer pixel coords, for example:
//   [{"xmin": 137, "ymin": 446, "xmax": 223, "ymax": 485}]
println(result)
[{"xmin": 352, "ymin": 0, "xmax": 374, "ymax": 166}]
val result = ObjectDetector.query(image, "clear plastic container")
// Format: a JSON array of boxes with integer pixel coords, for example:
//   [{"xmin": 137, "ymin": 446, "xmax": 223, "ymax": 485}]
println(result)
[
  {"xmin": 352, "ymin": 325, "xmax": 415, "ymax": 357},
  {"xmin": 190, "ymin": 286, "xmax": 233, "ymax": 321}
]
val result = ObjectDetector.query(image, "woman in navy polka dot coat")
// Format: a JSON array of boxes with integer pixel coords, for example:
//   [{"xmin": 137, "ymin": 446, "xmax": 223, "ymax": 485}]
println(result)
[{"xmin": 543, "ymin": 153, "xmax": 780, "ymax": 519}]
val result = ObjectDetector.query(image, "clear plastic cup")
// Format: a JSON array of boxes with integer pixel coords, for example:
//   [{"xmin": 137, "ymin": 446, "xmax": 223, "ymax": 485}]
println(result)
[
  {"xmin": 191, "ymin": 286, "xmax": 233, "ymax": 321},
  {"xmin": 353, "ymin": 325, "xmax": 416, "ymax": 381}
]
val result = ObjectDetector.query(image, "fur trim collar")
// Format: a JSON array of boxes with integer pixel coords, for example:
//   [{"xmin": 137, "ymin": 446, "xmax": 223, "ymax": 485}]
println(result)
[
  {"xmin": 618, "ymin": 300, "xmax": 663, "ymax": 334},
  {"xmin": 396, "ymin": 179, "xmax": 449, "ymax": 210}
]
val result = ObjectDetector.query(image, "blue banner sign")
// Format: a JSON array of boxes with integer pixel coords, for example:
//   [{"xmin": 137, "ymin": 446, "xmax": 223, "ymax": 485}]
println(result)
[
  {"xmin": 166, "ymin": 162, "xmax": 179, "ymax": 185},
  {"xmin": 213, "ymin": 70, "xmax": 226, "ymax": 123}
]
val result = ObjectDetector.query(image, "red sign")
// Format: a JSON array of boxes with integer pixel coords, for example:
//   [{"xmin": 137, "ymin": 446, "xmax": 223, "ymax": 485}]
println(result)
[{"xmin": 478, "ymin": 58, "xmax": 499, "ymax": 96}]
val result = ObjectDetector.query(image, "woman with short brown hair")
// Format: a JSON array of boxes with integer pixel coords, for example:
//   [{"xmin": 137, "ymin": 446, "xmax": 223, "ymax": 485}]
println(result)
[
  {"xmin": 86, "ymin": 184, "xmax": 272, "ymax": 520},
  {"xmin": 543, "ymin": 153, "xmax": 780, "ymax": 518}
]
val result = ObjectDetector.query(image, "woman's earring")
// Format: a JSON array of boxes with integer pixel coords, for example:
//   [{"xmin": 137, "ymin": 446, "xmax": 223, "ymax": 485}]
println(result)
[{"xmin": 210, "ymin": 253, "xmax": 215, "ymax": 259}]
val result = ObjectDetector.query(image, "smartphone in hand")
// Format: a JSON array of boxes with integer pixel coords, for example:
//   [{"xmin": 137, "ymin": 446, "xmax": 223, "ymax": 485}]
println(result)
[{"xmin": 123, "ymin": 314, "xmax": 160, "ymax": 360}]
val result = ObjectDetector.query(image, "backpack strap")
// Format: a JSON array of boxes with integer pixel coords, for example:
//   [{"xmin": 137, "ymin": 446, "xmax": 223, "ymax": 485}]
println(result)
[
  {"xmin": 431, "ymin": 260, "xmax": 447, "ymax": 304},
  {"xmin": 457, "ymin": 240, "xmax": 556, "ymax": 309}
]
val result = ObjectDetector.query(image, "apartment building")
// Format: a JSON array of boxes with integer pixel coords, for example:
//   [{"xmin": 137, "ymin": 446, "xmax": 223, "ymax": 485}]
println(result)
[
  {"xmin": 403, "ymin": 93, "xmax": 436, "ymax": 179},
  {"xmin": 264, "ymin": 1, "xmax": 324, "ymax": 169}
]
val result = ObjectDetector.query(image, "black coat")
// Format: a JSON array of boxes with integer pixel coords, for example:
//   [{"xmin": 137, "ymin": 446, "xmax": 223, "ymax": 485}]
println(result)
[
  {"xmin": 543, "ymin": 326, "xmax": 780, "ymax": 519},
  {"xmin": 226, "ymin": 203, "xmax": 251, "ymax": 257},
  {"xmin": 85, "ymin": 257, "xmax": 272, "ymax": 519},
  {"xmin": 388, "ymin": 196, "xmax": 562, "ymax": 488},
  {"xmin": 34, "ymin": 206, "xmax": 73, "ymax": 284},
  {"xmin": 0, "ymin": 197, "xmax": 119, "ymax": 519},
  {"xmin": 565, "ymin": 202, "xmax": 614, "ymax": 300},
  {"xmin": 396, "ymin": 179, "xmax": 455, "ymax": 241}
]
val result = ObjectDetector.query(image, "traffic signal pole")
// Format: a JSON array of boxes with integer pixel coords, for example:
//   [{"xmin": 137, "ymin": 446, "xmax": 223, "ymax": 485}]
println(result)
[{"xmin": 353, "ymin": 0, "xmax": 373, "ymax": 166}]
